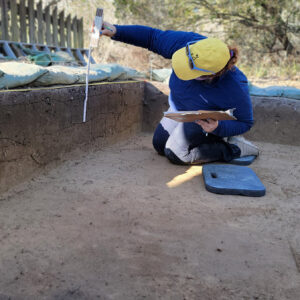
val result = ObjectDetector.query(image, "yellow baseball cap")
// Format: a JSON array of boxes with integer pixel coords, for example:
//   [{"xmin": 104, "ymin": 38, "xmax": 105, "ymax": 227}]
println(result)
[{"xmin": 172, "ymin": 38, "xmax": 230, "ymax": 81}]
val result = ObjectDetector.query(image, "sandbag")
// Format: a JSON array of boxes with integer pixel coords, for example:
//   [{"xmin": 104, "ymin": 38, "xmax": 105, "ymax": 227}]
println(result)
[
  {"xmin": 77, "ymin": 64, "xmax": 143, "ymax": 83},
  {"xmin": 33, "ymin": 65, "xmax": 81, "ymax": 86},
  {"xmin": 0, "ymin": 62, "xmax": 144, "ymax": 89},
  {"xmin": 117, "ymin": 65, "xmax": 145, "ymax": 80},
  {"xmin": 151, "ymin": 68, "xmax": 172, "ymax": 82},
  {"xmin": 50, "ymin": 51, "xmax": 77, "ymax": 66},
  {"xmin": 90, "ymin": 64, "xmax": 125, "ymax": 81},
  {"xmin": 34, "ymin": 64, "xmax": 111, "ymax": 86},
  {"xmin": 0, "ymin": 62, "xmax": 48, "ymax": 89},
  {"xmin": 89, "ymin": 64, "xmax": 143, "ymax": 81},
  {"xmin": 76, "ymin": 65, "xmax": 109, "ymax": 83},
  {"xmin": 249, "ymin": 83, "xmax": 300, "ymax": 100}
]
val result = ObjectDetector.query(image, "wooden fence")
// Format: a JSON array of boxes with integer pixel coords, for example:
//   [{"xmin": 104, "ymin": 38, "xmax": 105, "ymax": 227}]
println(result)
[{"xmin": 0, "ymin": 0, "xmax": 84, "ymax": 49}]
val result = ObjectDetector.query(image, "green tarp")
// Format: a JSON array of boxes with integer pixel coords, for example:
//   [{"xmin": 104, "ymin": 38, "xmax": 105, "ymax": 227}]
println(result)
[{"xmin": 17, "ymin": 44, "xmax": 77, "ymax": 67}]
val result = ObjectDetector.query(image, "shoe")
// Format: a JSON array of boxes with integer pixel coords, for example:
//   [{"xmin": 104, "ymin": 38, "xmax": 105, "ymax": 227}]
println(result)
[{"xmin": 228, "ymin": 135, "xmax": 259, "ymax": 157}]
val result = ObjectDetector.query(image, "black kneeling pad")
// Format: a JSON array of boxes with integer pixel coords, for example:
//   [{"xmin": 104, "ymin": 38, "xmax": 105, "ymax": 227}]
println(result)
[{"xmin": 202, "ymin": 164, "xmax": 266, "ymax": 197}]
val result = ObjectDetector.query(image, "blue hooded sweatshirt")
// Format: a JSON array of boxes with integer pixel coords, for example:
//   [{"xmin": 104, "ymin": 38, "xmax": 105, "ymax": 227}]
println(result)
[{"xmin": 113, "ymin": 25, "xmax": 254, "ymax": 137}]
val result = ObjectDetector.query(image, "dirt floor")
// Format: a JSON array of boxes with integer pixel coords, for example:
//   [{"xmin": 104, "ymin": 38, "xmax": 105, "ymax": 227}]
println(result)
[{"xmin": 0, "ymin": 133, "xmax": 300, "ymax": 300}]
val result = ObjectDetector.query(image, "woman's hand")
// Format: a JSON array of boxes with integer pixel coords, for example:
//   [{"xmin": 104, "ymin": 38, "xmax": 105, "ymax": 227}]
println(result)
[
  {"xmin": 101, "ymin": 21, "xmax": 117, "ymax": 37},
  {"xmin": 195, "ymin": 118, "xmax": 218, "ymax": 133},
  {"xmin": 91, "ymin": 21, "xmax": 116, "ymax": 38}
]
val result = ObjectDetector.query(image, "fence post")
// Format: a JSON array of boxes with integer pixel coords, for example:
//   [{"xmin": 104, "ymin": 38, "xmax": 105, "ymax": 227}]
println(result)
[
  {"xmin": 59, "ymin": 10, "xmax": 65, "ymax": 47},
  {"xmin": 0, "ymin": 2, "xmax": 84, "ymax": 51},
  {"xmin": 19, "ymin": 0, "xmax": 27, "ymax": 43},
  {"xmin": 0, "ymin": 0, "xmax": 9, "ymax": 40},
  {"xmin": 72, "ymin": 16, "xmax": 78, "ymax": 48},
  {"xmin": 28, "ymin": 0, "xmax": 36, "ymax": 43},
  {"xmin": 78, "ymin": 18, "xmax": 84, "ymax": 48},
  {"xmin": 66, "ymin": 14, "xmax": 72, "ymax": 48},
  {"xmin": 37, "ymin": 1, "xmax": 44, "ymax": 44},
  {"xmin": 52, "ymin": 7, "xmax": 58, "ymax": 46},
  {"xmin": 10, "ymin": 0, "xmax": 19, "ymax": 41},
  {"xmin": 45, "ymin": 5, "xmax": 52, "ymax": 46}
]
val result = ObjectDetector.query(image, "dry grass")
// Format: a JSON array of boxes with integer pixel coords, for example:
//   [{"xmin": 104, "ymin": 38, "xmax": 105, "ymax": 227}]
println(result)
[
  {"xmin": 97, "ymin": 42, "xmax": 300, "ymax": 88},
  {"xmin": 239, "ymin": 56, "xmax": 300, "ymax": 88}
]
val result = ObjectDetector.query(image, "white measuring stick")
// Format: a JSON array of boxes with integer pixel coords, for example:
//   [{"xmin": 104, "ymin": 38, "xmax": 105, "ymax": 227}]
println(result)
[
  {"xmin": 83, "ymin": 45, "xmax": 92, "ymax": 122},
  {"xmin": 83, "ymin": 8, "xmax": 103, "ymax": 123}
]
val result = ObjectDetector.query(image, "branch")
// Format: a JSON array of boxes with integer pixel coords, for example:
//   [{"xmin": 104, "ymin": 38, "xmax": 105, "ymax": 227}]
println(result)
[
  {"xmin": 190, "ymin": 0, "xmax": 259, "ymax": 23},
  {"xmin": 287, "ymin": 25, "xmax": 300, "ymax": 34},
  {"xmin": 47, "ymin": 1, "xmax": 58, "ymax": 7}
]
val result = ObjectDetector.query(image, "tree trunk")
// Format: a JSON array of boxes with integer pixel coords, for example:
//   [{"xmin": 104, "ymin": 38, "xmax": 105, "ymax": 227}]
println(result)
[
  {"xmin": 260, "ymin": 2, "xmax": 295, "ymax": 55},
  {"xmin": 274, "ymin": 21, "xmax": 295, "ymax": 55}
]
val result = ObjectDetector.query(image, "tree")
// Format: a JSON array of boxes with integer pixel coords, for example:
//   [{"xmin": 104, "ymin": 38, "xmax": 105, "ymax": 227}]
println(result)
[
  {"xmin": 191, "ymin": 0, "xmax": 300, "ymax": 56},
  {"xmin": 114, "ymin": 0, "xmax": 195, "ymax": 30},
  {"xmin": 113, "ymin": 0, "xmax": 300, "ymax": 58}
]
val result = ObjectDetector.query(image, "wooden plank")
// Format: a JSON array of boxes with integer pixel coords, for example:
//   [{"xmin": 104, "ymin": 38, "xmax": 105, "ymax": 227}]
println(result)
[
  {"xmin": 66, "ymin": 14, "xmax": 72, "ymax": 48},
  {"xmin": 3, "ymin": 42, "xmax": 17, "ymax": 58},
  {"xmin": 43, "ymin": 45, "xmax": 51, "ymax": 53},
  {"xmin": 45, "ymin": 5, "xmax": 52, "ymax": 45},
  {"xmin": 75, "ymin": 49, "xmax": 86, "ymax": 65},
  {"xmin": 19, "ymin": 0, "xmax": 27, "ymax": 42},
  {"xmin": 78, "ymin": 18, "xmax": 84, "ymax": 48},
  {"xmin": 10, "ymin": 42, "xmax": 25, "ymax": 56},
  {"xmin": 52, "ymin": 7, "xmax": 58, "ymax": 46},
  {"xmin": 10, "ymin": 0, "xmax": 19, "ymax": 41},
  {"xmin": 59, "ymin": 10, "xmax": 65, "ymax": 47},
  {"xmin": 28, "ymin": 0, "xmax": 35, "ymax": 43},
  {"xmin": 72, "ymin": 16, "xmax": 78, "ymax": 48},
  {"xmin": 37, "ymin": 1, "xmax": 44, "ymax": 44},
  {"xmin": 86, "ymin": 49, "xmax": 95, "ymax": 63},
  {"xmin": 0, "ymin": 0, "xmax": 9, "ymax": 40}
]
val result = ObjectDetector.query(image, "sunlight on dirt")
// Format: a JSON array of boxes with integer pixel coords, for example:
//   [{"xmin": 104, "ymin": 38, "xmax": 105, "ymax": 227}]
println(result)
[{"xmin": 166, "ymin": 166, "xmax": 203, "ymax": 188}]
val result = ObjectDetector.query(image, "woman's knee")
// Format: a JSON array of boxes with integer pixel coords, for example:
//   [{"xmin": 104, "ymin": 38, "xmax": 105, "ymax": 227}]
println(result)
[
  {"xmin": 164, "ymin": 148, "xmax": 187, "ymax": 165},
  {"xmin": 152, "ymin": 124, "xmax": 169, "ymax": 155}
]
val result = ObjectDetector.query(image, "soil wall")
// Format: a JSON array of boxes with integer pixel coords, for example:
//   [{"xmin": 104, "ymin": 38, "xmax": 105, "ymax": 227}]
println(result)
[
  {"xmin": 0, "ymin": 82, "xmax": 144, "ymax": 194},
  {"xmin": 143, "ymin": 82, "xmax": 300, "ymax": 146},
  {"xmin": 245, "ymin": 96, "xmax": 300, "ymax": 145},
  {"xmin": 0, "ymin": 80, "xmax": 299, "ymax": 193}
]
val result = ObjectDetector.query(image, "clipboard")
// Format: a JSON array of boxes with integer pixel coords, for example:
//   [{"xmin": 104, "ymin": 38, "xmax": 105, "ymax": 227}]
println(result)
[{"xmin": 164, "ymin": 110, "xmax": 236, "ymax": 122}]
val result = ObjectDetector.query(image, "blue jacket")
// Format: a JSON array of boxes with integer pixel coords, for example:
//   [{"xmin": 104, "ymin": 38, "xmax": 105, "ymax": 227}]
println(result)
[{"xmin": 113, "ymin": 25, "xmax": 253, "ymax": 137}]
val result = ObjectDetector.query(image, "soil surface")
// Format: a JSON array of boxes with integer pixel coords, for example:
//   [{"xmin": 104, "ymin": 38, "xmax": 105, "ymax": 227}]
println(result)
[{"xmin": 0, "ymin": 133, "xmax": 300, "ymax": 300}]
